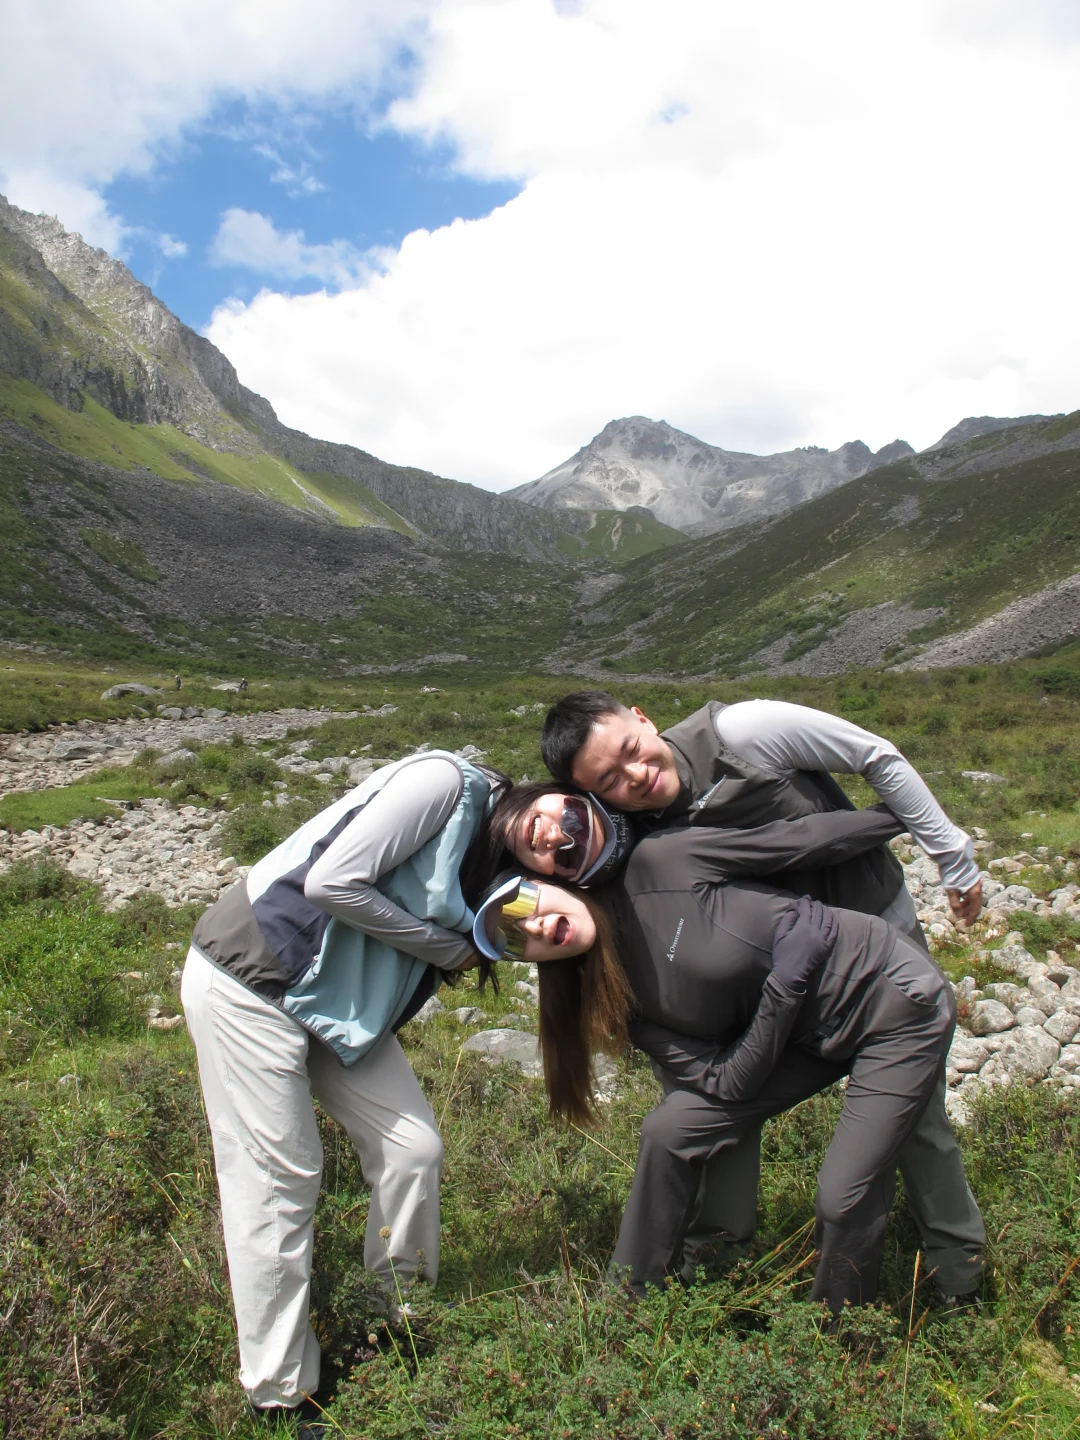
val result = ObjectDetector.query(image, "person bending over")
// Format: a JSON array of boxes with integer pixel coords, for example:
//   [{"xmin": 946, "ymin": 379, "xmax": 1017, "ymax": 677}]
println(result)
[
  {"xmin": 537, "ymin": 692, "xmax": 985, "ymax": 1307},
  {"xmin": 470, "ymin": 795, "xmax": 960, "ymax": 1314}
]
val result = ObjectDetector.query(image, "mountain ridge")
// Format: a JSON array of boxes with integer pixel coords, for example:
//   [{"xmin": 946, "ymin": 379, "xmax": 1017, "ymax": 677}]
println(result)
[
  {"xmin": 512, "ymin": 409, "xmax": 1068, "ymax": 539},
  {"xmin": 510, "ymin": 414, "xmax": 916, "ymax": 534},
  {"xmin": 0, "ymin": 195, "xmax": 681, "ymax": 563}
]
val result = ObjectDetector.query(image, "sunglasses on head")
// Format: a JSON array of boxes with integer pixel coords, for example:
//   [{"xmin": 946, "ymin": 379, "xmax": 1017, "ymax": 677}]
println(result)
[{"xmin": 486, "ymin": 878, "xmax": 541, "ymax": 960}]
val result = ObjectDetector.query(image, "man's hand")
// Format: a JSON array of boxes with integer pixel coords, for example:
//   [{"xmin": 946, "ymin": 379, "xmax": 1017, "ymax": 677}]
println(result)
[
  {"xmin": 771, "ymin": 895, "xmax": 839, "ymax": 993},
  {"xmin": 455, "ymin": 949, "xmax": 483, "ymax": 971},
  {"xmin": 946, "ymin": 880, "xmax": 983, "ymax": 927}
]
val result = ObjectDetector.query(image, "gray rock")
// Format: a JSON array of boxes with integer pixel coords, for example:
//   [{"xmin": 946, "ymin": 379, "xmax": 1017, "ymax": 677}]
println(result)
[
  {"xmin": 156, "ymin": 748, "xmax": 198, "ymax": 768},
  {"xmin": 1043, "ymin": 1010, "xmax": 1080, "ymax": 1045},
  {"xmin": 316, "ymin": 756, "xmax": 351, "ymax": 774},
  {"xmin": 990, "ymin": 944, "xmax": 1041, "ymax": 979},
  {"xmin": 101, "ymin": 682, "xmax": 162, "ymax": 700},
  {"xmin": 982, "ymin": 982, "xmax": 1028, "ymax": 1012},
  {"xmin": 997, "ymin": 1025, "xmax": 1060, "ymax": 1080},
  {"xmin": 158, "ymin": 706, "xmax": 184, "ymax": 720},
  {"xmin": 953, "ymin": 976, "xmax": 979, "ymax": 1006},
  {"xmin": 456, "ymin": 744, "xmax": 487, "ymax": 760},
  {"xmin": 148, "ymin": 1015, "xmax": 186, "ymax": 1032},
  {"xmin": 347, "ymin": 758, "xmax": 391, "ymax": 784},
  {"xmin": 413, "ymin": 997, "xmax": 444, "ymax": 1023},
  {"xmin": 961, "ymin": 770, "xmax": 1008, "ymax": 784},
  {"xmin": 1014, "ymin": 1006, "xmax": 1050, "ymax": 1028},
  {"xmin": 462, "ymin": 1028, "xmax": 543, "ymax": 1079},
  {"xmin": 944, "ymin": 1090, "xmax": 972, "ymax": 1127},
  {"xmin": 1057, "ymin": 1044, "xmax": 1080, "ymax": 1073},
  {"xmin": 50, "ymin": 739, "xmax": 112, "ymax": 760},
  {"xmin": 211, "ymin": 682, "xmax": 243, "ymax": 692},
  {"xmin": 967, "ymin": 999, "xmax": 1018, "ymax": 1036},
  {"xmin": 1024, "ymin": 978, "xmax": 1061, "ymax": 1015},
  {"xmin": 947, "ymin": 1034, "xmax": 993, "ymax": 1073},
  {"xmin": 203, "ymin": 707, "xmax": 227, "ymax": 720},
  {"xmin": 279, "ymin": 757, "xmax": 321, "ymax": 775},
  {"xmin": 450, "ymin": 1006, "xmax": 484, "ymax": 1025}
]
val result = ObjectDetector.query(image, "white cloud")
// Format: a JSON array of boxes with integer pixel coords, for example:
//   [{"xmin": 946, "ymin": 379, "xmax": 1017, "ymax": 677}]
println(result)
[
  {"xmin": 209, "ymin": 208, "xmax": 367, "ymax": 285},
  {"xmin": 3, "ymin": 0, "xmax": 1079, "ymax": 488},
  {"xmin": 206, "ymin": 0, "xmax": 1080, "ymax": 487},
  {"xmin": 253, "ymin": 145, "xmax": 327, "ymax": 197},
  {"xmin": 155, "ymin": 232, "xmax": 188, "ymax": 259},
  {"xmin": 0, "ymin": 0, "xmax": 428, "ymax": 220}
]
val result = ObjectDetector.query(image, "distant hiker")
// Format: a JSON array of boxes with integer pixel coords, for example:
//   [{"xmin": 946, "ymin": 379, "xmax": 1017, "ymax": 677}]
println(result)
[
  {"xmin": 181, "ymin": 752, "xmax": 506, "ymax": 1421},
  {"xmin": 174, "ymin": 674, "xmax": 182, "ymax": 690},
  {"xmin": 537, "ymin": 692, "xmax": 986, "ymax": 1308},
  {"xmin": 473, "ymin": 789, "xmax": 960, "ymax": 1314},
  {"xmin": 239, "ymin": 676, "xmax": 248, "ymax": 692}
]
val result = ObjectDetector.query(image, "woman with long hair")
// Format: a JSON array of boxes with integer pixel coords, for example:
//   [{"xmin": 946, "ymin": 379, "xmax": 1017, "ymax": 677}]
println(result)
[
  {"xmin": 181, "ymin": 751, "xmax": 507, "ymax": 1426},
  {"xmin": 471, "ymin": 784, "xmax": 960, "ymax": 1315}
]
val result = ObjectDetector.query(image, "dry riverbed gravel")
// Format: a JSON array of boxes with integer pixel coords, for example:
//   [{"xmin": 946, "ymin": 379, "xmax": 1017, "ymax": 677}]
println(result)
[{"xmin": 0, "ymin": 706, "xmax": 359, "ymax": 797}]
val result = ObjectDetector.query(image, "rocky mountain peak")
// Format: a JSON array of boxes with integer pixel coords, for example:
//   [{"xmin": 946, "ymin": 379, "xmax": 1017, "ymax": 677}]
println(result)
[{"xmin": 511, "ymin": 416, "xmax": 916, "ymax": 536}]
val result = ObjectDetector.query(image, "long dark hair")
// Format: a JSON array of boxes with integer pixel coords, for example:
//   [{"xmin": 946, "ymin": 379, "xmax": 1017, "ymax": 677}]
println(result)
[
  {"xmin": 461, "ymin": 780, "xmax": 631, "ymax": 1126},
  {"xmin": 537, "ymin": 895, "xmax": 630, "ymax": 1127}
]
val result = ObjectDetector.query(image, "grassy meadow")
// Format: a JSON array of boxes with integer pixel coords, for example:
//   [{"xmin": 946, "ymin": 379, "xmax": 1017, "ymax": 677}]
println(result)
[{"xmin": 1, "ymin": 650, "xmax": 1080, "ymax": 1436}]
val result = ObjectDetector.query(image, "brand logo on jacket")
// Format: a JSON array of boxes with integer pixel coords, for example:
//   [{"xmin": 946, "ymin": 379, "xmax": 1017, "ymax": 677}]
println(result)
[{"xmin": 666, "ymin": 918, "xmax": 684, "ymax": 962}]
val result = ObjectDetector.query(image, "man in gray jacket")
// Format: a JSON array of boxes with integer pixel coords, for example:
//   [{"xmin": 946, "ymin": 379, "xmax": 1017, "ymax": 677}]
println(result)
[{"xmin": 541, "ymin": 691, "xmax": 985, "ymax": 1306}]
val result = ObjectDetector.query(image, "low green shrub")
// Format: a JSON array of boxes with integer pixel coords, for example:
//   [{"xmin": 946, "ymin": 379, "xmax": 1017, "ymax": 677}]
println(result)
[{"xmin": 219, "ymin": 797, "xmax": 321, "ymax": 863}]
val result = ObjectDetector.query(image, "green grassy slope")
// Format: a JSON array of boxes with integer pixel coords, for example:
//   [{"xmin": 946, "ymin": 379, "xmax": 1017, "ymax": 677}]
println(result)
[
  {"xmin": 556, "ymin": 506, "xmax": 684, "ymax": 561},
  {"xmin": 567, "ymin": 418, "xmax": 1080, "ymax": 674},
  {"xmin": 0, "ymin": 377, "xmax": 416, "ymax": 533}
]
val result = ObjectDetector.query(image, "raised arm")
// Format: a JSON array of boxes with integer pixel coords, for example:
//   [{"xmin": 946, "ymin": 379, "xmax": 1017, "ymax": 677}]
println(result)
[
  {"xmin": 681, "ymin": 802, "xmax": 904, "ymax": 879},
  {"xmin": 304, "ymin": 756, "xmax": 475, "ymax": 971},
  {"xmin": 714, "ymin": 699, "xmax": 978, "ymax": 892},
  {"xmin": 631, "ymin": 898, "xmax": 837, "ymax": 1102}
]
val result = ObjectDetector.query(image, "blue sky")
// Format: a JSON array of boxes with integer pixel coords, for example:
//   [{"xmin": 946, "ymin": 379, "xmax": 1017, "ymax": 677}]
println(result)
[
  {"xmin": 1, "ymin": 1, "xmax": 1078, "ymax": 487},
  {"xmin": 104, "ymin": 101, "xmax": 518, "ymax": 330}
]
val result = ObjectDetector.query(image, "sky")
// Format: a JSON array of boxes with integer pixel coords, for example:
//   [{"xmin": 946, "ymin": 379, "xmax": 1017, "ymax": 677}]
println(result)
[{"xmin": 2, "ymin": 0, "xmax": 1079, "ymax": 491}]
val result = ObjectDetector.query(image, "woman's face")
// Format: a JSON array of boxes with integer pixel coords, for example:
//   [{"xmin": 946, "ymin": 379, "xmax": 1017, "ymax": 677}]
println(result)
[
  {"xmin": 506, "ymin": 792, "xmax": 604, "ymax": 880},
  {"xmin": 501, "ymin": 881, "xmax": 596, "ymax": 963}
]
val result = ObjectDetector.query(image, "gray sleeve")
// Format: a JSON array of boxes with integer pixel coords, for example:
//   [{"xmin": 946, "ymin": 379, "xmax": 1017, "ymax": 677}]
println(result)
[
  {"xmin": 686, "ymin": 803, "xmax": 904, "ymax": 877},
  {"xmin": 630, "ymin": 976, "xmax": 804, "ymax": 1102},
  {"xmin": 303, "ymin": 756, "xmax": 475, "ymax": 971},
  {"xmin": 715, "ymin": 699, "xmax": 979, "ymax": 891}
]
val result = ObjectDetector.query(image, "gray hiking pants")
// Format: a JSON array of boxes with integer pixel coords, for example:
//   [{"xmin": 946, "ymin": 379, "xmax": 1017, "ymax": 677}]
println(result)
[
  {"xmin": 669, "ymin": 921, "xmax": 984, "ymax": 1297},
  {"xmin": 615, "ymin": 939, "xmax": 960, "ymax": 1312}
]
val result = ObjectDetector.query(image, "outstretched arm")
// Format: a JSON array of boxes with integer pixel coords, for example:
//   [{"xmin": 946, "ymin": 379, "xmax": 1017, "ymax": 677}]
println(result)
[
  {"xmin": 682, "ymin": 802, "xmax": 904, "ymax": 880},
  {"xmin": 631, "ymin": 898, "xmax": 838, "ymax": 1102},
  {"xmin": 714, "ymin": 700, "xmax": 979, "ymax": 893}
]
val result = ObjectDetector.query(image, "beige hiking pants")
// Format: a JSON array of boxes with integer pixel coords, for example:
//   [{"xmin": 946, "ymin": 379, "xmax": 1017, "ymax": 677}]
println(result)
[{"xmin": 181, "ymin": 947, "xmax": 442, "ymax": 1408}]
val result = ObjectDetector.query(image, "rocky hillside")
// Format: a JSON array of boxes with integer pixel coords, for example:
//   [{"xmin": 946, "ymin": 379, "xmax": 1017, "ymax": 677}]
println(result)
[
  {"xmin": 548, "ymin": 410, "xmax": 1080, "ymax": 678},
  {"xmin": 0, "ymin": 196, "xmax": 679, "ymax": 563},
  {"xmin": 510, "ymin": 415, "xmax": 915, "ymax": 535}
]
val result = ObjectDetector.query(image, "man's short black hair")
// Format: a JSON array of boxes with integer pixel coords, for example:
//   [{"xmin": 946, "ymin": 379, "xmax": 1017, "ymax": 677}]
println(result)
[{"xmin": 541, "ymin": 690, "xmax": 630, "ymax": 783}]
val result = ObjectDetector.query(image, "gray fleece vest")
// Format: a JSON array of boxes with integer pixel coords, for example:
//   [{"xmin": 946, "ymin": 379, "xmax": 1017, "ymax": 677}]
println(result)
[{"xmin": 657, "ymin": 701, "xmax": 905, "ymax": 918}]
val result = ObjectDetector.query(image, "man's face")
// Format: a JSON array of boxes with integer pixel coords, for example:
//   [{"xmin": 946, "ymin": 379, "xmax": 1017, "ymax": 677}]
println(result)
[{"xmin": 570, "ymin": 706, "xmax": 681, "ymax": 812}]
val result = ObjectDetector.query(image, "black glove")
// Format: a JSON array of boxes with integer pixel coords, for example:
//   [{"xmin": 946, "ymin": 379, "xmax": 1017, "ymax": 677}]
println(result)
[{"xmin": 770, "ymin": 895, "xmax": 839, "ymax": 993}]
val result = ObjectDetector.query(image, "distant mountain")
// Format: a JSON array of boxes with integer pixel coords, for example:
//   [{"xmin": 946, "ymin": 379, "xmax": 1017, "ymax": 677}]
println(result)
[
  {"xmin": 0, "ymin": 195, "xmax": 679, "ymax": 563},
  {"xmin": 928, "ymin": 414, "xmax": 1063, "ymax": 450},
  {"xmin": 546, "ymin": 410, "xmax": 1080, "ymax": 679},
  {"xmin": 510, "ymin": 416, "xmax": 915, "ymax": 535}
]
